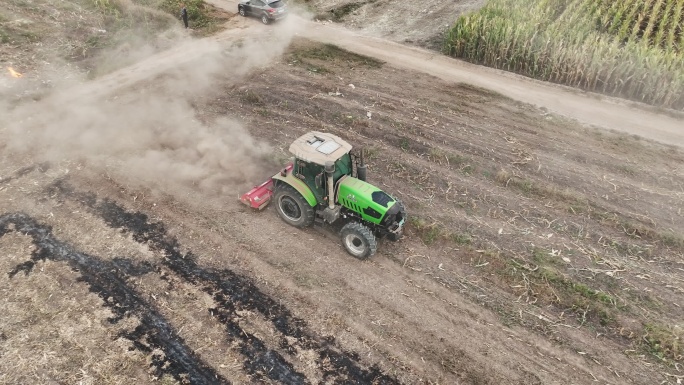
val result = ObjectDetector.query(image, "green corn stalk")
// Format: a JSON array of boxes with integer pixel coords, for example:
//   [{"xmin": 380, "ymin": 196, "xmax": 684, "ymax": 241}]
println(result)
[
  {"xmin": 642, "ymin": 0, "xmax": 665, "ymax": 44},
  {"xmin": 664, "ymin": 0, "xmax": 683, "ymax": 52},
  {"xmin": 654, "ymin": 0, "xmax": 674, "ymax": 50},
  {"xmin": 616, "ymin": 0, "xmax": 641, "ymax": 41}
]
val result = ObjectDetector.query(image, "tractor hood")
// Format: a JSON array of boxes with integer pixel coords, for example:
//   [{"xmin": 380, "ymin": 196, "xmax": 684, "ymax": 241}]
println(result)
[{"xmin": 336, "ymin": 176, "xmax": 399, "ymax": 225}]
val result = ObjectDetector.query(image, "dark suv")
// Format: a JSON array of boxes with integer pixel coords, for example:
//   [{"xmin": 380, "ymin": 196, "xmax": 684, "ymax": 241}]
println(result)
[{"xmin": 238, "ymin": 0, "xmax": 288, "ymax": 24}]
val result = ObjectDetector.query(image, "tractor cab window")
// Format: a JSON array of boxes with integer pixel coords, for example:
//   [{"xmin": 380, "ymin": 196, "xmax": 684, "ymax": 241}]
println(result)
[
  {"xmin": 295, "ymin": 160, "xmax": 325, "ymax": 192},
  {"xmin": 295, "ymin": 160, "xmax": 319, "ymax": 179},
  {"xmin": 333, "ymin": 153, "xmax": 352, "ymax": 181}
]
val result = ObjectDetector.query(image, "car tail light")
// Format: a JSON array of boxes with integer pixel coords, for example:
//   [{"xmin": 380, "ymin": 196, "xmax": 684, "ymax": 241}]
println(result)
[{"xmin": 267, "ymin": 8, "xmax": 275, "ymax": 13}]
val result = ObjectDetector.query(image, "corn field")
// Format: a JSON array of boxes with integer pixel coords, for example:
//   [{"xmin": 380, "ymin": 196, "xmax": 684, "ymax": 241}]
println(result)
[{"xmin": 444, "ymin": 0, "xmax": 684, "ymax": 110}]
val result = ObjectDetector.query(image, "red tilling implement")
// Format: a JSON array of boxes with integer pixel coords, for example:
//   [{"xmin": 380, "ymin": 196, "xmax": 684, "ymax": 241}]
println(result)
[{"xmin": 240, "ymin": 163, "xmax": 293, "ymax": 210}]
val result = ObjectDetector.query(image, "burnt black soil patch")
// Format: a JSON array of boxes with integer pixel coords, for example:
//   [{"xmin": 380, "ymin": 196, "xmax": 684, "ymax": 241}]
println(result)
[
  {"xmin": 0, "ymin": 162, "xmax": 50, "ymax": 185},
  {"xmin": 0, "ymin": 212, "xmax": 229, "ymax": 385},
  {"xmin": 48, "ymin": 179, "xmax": 400, "ymax": 385}
]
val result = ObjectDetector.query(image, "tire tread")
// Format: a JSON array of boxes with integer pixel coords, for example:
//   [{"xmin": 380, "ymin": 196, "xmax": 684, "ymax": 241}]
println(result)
[
  {"xmin": 274, "ymin": 183, "xmax": 315, "ymax": 228},
  {"xmin": 340, "ymin": 221, "xmax": 377, "ymax": 259}
]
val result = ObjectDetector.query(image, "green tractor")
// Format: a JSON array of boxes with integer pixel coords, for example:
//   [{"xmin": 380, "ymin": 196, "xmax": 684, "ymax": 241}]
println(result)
[{"xmin": 240, "ymin": 131, "xmax": 406, "ymax": 258}]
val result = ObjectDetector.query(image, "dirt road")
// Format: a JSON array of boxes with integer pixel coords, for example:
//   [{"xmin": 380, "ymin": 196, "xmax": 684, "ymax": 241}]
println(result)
[{"xmin": 301, "ymin": 24, "xmax": 684, "ymax": 146}]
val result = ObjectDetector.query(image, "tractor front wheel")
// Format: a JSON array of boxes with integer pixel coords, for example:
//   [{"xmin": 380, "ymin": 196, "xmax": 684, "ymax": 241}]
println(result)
[
  {"xmin": 340, "ymin": 222, "xmax": 377, "ymax": 259},
  {"xmin": 274, "ymin": 184, "xmax": 314, "ymax": 228}
]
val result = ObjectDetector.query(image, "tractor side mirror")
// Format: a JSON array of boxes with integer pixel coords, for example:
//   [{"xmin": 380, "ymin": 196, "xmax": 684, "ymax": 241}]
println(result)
[{"xmin": 315, "ymin": 173, "xmax": 323, "ymax": 188}]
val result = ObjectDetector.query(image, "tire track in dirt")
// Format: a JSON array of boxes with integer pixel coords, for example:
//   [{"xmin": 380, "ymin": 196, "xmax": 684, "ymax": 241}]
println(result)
[
  {"xmin": 46, "ymin": 179, "xmax": 400, "ymax": 385},
  {"xmin": 0, "ymin": 212, "xmax": 230, "ymax": 385}
]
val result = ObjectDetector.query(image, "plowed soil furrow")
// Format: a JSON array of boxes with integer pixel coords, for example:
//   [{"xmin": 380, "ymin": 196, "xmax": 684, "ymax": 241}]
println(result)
[
  {"xmin": 0, "ymin": 213, "xmax": 230, "ymax": 385},
  {"xmin": 46, "ymin": 179, "xmax": 400, "ymax": 385},
  {"xmin": 175, "ymin": 40, "xmax": 682, "ymax": 385}
]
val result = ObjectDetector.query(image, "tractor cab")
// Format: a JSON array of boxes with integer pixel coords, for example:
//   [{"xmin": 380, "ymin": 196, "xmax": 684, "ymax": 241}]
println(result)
[{"xmin": 288, "ymin": 132, "xmax": 354, "ymax": 206}]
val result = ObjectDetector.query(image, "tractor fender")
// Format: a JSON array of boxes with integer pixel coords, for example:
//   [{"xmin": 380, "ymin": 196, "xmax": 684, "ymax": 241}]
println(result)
[{"xmin": 272, "ymin": 172, "xmax": 317, "ymax": 207}]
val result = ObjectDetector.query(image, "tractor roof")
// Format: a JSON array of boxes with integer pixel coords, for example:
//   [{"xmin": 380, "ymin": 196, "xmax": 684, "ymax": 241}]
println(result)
[{"xmin": 289, "ymin": 131, "xmax": 353, "ymax": 166}]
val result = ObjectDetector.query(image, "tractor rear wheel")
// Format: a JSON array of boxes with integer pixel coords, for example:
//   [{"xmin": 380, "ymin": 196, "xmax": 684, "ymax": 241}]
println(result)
[
  {"xmin": 274, "ymin": 184, "xmax": 314, "ymax": 228},
  {"xmin": 340, "ymin": 222, "xmax": 377, "ymax": 259}
]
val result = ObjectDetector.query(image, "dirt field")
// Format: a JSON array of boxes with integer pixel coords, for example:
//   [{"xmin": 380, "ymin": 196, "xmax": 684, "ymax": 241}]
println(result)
[{"xmin": 2, "ymin": 1, "xmax": 684, "ymax": 385}]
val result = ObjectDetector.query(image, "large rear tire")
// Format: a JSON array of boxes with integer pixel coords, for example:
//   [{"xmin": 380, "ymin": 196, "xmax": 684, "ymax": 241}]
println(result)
[
  {"xmin": 274, "ymin": 184, "xmax": 315, "ymax": 228},
  {"xmin": 340, "ymin": 222, "xmax": 377, "ymax": 259}
]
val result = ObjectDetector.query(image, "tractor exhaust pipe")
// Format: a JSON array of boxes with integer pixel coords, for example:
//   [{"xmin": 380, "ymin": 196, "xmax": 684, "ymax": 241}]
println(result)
[
  {"xmin": 325, "ymin": 161, "xmax": 335, "ymax": 209},
  {"xmin": 357, "ymin": 148, "xmax": 367, "ymax": 181}
]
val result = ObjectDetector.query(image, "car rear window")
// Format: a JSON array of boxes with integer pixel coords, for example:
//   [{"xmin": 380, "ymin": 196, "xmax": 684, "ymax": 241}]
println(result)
[{"xmin": 269, "ymin": 0, "xmax": 284, "ymax": 7}]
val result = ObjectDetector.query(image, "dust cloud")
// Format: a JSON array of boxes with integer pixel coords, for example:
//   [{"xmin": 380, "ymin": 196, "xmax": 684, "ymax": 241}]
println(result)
[{"xmin": 0, "ymin": 16, "xmax": 306, "ymax": 199}]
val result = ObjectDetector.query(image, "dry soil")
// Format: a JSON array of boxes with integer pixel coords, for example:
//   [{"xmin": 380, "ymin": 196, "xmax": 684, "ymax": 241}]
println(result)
[{"xmin": 1, "ymin": 2, "xmax": 683, "ymax": 385}]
